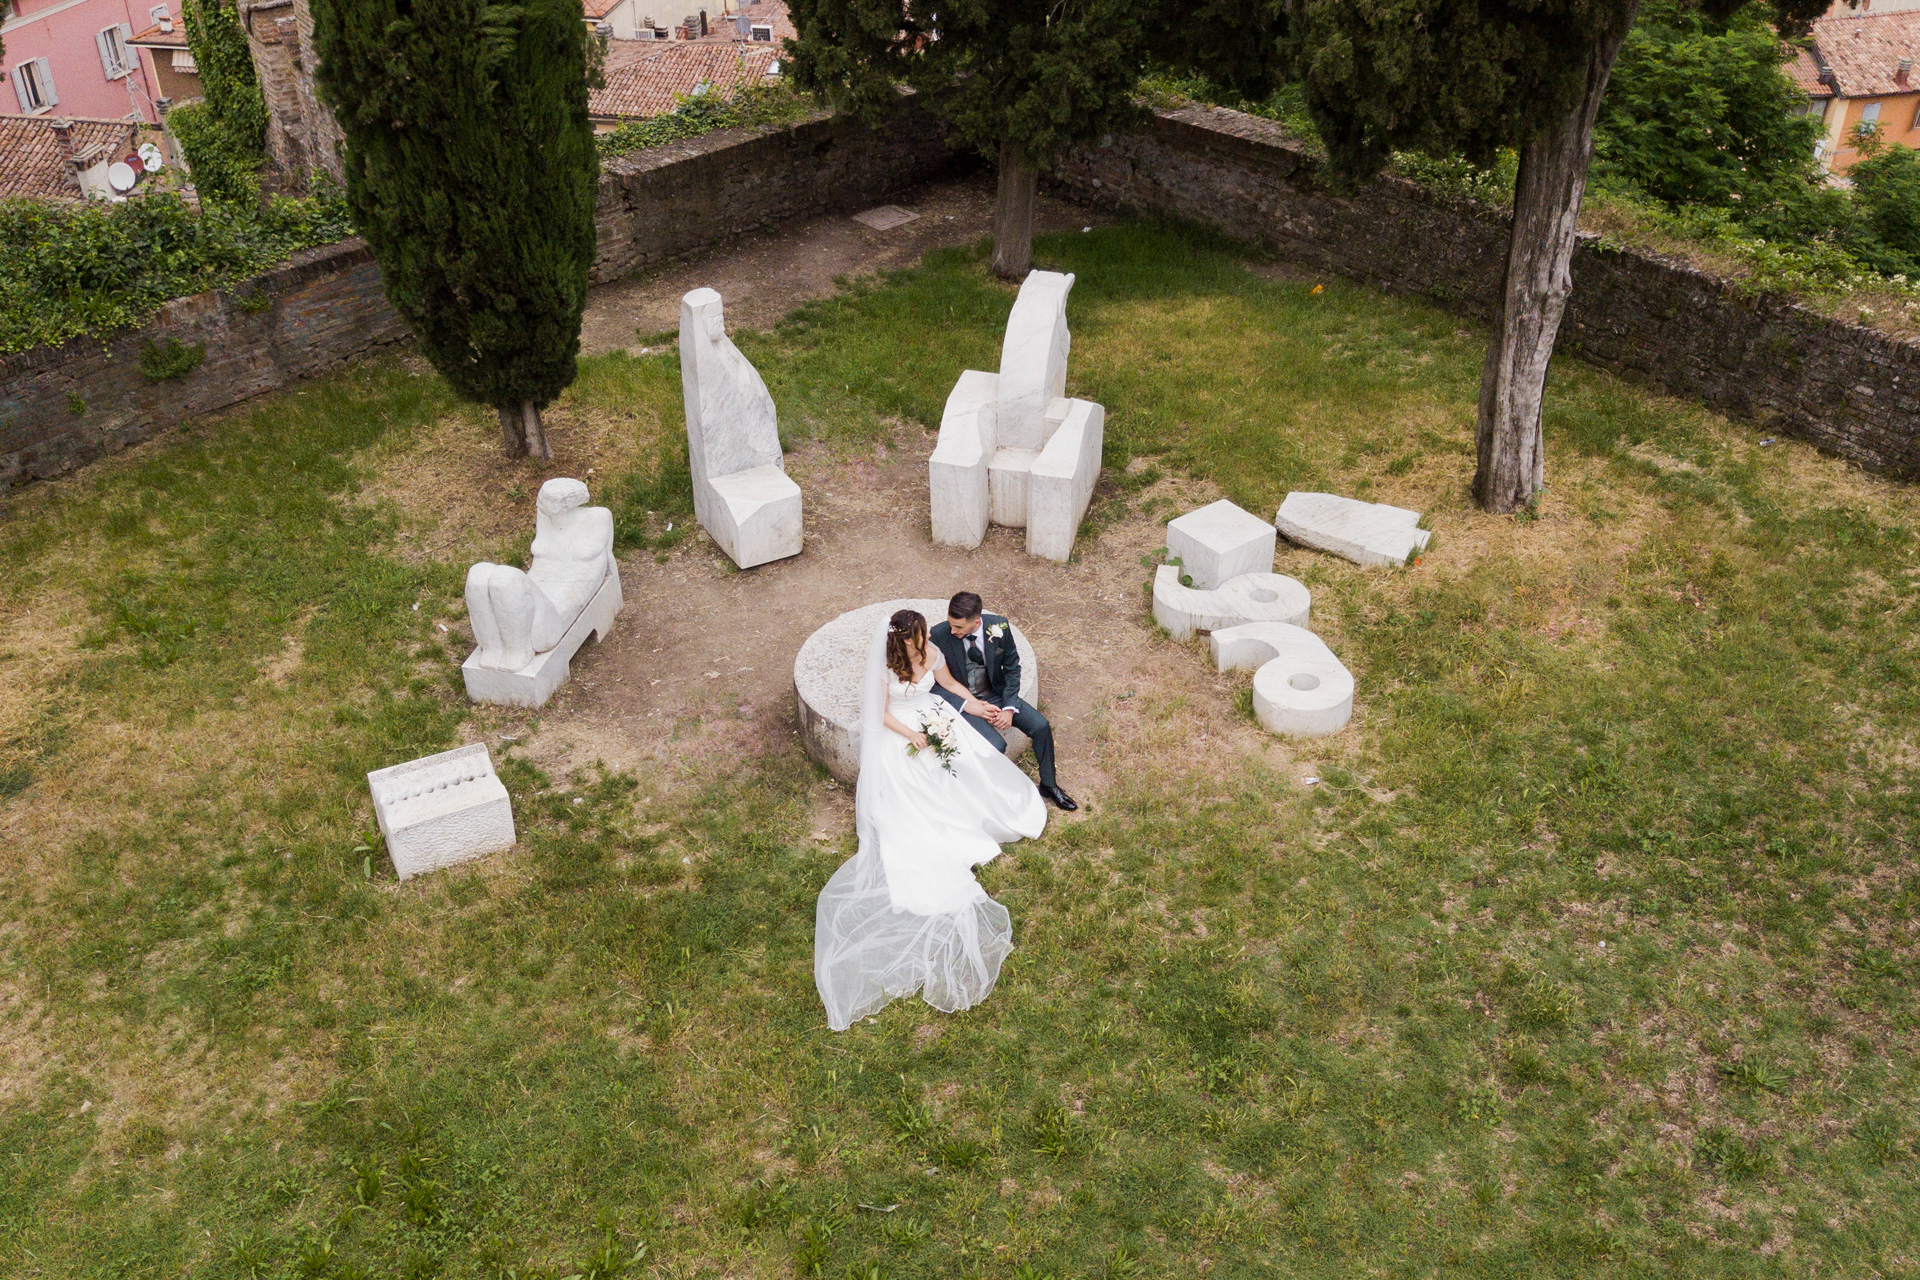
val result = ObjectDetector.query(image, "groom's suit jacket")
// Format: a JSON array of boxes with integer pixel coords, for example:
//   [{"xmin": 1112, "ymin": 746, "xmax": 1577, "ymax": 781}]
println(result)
[{"xmin": 929, "ymin": 614, "xmax": 1021, "ymax": 706}]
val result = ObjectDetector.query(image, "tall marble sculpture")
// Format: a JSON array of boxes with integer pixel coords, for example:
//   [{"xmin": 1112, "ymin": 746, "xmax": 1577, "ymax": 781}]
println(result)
[
  {"xmin": 929, "ymin": 270, "xmax": 1105, "ymax": 563},
  {"xmin": 463, "ymin": 477, "xmax": 623, "ymax": 708},
  {"xmin": 679, "ymin": 287, "xmax": 803, "ymax": 568}
]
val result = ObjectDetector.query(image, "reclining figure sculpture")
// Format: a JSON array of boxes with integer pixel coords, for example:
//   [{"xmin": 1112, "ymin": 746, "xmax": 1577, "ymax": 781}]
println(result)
[
  {"xmin": 462, "ymin": 477, "xmax": 623, "ymax": 708},
  {"xmin": 679, "ymin": 287, "xmax": 804, "ymax": 568},
  {"xmin": 928, "ymin": 269, "xmax": 1105, "ymax": 563}
]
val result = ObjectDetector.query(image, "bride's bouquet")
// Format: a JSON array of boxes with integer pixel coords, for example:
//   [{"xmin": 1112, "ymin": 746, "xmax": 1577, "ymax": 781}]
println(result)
[{"xmin": 909, "ymin": 712, "xmax": 961, "ymax": 775}]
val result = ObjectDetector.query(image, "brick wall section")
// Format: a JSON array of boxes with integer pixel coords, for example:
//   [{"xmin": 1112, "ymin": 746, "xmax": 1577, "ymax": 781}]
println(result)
[
  {"xmin": 1, "ymin": 106, "xmax": 960, "ymax": 492},
  {"xmin": 592, "ymin": 104, "xmax": 955, "ymax": 282},
  {"xmin": 1053, "ymin": 104, "xmax": 1920, "ymax": 480},
  {"xmin": 0, "ymin": 240, "xmax": 405, "ymax": 492}
]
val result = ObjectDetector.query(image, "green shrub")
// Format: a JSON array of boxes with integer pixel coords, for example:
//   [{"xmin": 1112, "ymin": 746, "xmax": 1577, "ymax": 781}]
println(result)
[
  {"xmin": 1848, "ymin": 144, "xmax": 1920, "ymax": 274},
  {"xmin": 176, "ymin": 0, "xmax": 268, "ymax": 207},
  {"xmin": 139, "ymin": 337, "xmax": 206, "ymax": 381},
  {"xmin": 596, "ymin": 84, "xmax": 812, "ymax": 160},
  {"xmin": 0, "ymin": 188, "xmax": 353, "ymax": 354}
]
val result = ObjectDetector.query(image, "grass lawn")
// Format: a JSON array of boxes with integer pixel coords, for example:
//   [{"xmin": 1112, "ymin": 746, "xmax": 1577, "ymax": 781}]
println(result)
[{"xmin": 1, "ymin": 222, "xmax": 1917, "ymax": 1280}]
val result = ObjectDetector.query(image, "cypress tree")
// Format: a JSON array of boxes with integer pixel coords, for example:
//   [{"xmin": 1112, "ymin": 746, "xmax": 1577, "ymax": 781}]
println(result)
[
  {"xmin": 312, "ymin": 0, "xmax": 598, "ymax": 459},
  {"xmin": 788, "ymin": 0, "xmax": 1148, "ymax": 278}
]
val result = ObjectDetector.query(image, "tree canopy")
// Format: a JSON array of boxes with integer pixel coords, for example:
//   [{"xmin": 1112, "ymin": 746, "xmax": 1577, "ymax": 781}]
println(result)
[
  {"xmin": 1594, "ymin": 0, "xmax": 1826, "ymax": 211},
  {"xmin": 788, "ymin": 0, "xmax": 1148, "ymax": 173},
  {"xmin": 313, "ymin": 0, "xmax": 598, "ymax": 457}
]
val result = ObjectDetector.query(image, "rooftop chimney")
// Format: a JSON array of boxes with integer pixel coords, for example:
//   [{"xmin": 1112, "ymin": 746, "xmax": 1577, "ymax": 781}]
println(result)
[
  {"xmin": 1900, "ymin": 56, "xmax": 1912, "ymax": 87},
  {"xmin": 158, "ymin": 13, "xmax": 173, "ymax": 29}
]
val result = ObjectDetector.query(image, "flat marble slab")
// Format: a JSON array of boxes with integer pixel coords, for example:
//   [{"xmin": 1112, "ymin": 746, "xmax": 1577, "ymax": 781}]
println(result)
[{"xmin": 1275, "ymin": 492, "xmax": 1431, "ymax": 568}]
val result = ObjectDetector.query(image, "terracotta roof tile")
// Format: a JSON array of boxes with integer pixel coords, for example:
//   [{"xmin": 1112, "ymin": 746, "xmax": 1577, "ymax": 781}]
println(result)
[
  {"xmin": 581, "ymin": 0, "xmax": 624, "ymax": 21},
  {"xmin": 589, "ymin": 41, "xmax": 780, "ymax": 120},
  {"xmin": 1787, "ymin": 46, "xmax": 1835, "ymax": 97},
  {"xmin": 692, "ymin": 0, "xmax": 795, "ymax": 44},
  {"xmin": 0, "ymin": 117, "xmax": 139, "ymax": 202},
  {"xmin": 127, "ymin": 20, "xmax": 190, "ymax": 48},
  {"xmin": 1808, "ymin": 10, "xmax": 1920, "ymax": 97}
]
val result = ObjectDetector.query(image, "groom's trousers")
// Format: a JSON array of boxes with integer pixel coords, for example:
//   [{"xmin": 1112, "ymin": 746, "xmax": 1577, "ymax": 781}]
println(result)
[{"xmin": 936, "ymin": 689, "xmax": 1057, "ymax": 788}]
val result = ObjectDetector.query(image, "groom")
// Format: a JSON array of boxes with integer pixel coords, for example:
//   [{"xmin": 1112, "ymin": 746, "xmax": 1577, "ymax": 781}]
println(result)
[{"xmin": 929, "ymin": 592, "xmax": 1078, "ymax": 811}]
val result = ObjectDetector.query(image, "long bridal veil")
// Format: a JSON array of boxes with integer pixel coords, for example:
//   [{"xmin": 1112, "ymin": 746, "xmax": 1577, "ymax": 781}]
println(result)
[{"xmin": 813, "ymin": 618, "xmax": 1015, "ymax": 1031}]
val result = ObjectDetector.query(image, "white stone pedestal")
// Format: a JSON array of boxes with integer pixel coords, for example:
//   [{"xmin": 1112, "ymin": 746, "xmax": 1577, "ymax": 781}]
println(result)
[
  {"xmin": 463, "ymin": 568, "xmax": 623, "ymax": 708},
  {"xmin": 368, "ymin": 743, "xmax": 516, "ymax": 880},
  {"xmin": 1151, "ymin": 565, "xmax": 1310, "ymax": 641},
  {"xmin": 1167, "ymin": 499, "xmax": 1277, "ymax": 589},
  {"xmin": 793, "ymin": 598, "xmax": 1039, "ymax": 785},
  {"xmin": 1210, "ymin": 622, "xmax": 1353, "ymax": 737}
]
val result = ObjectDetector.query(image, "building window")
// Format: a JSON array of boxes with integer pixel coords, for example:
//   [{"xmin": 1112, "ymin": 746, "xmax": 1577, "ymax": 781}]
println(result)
[
  {"xmin": 149, "ymin": 3, "xmax": 170, "ymax": 20},
  {"xmin": 751, "ymin": 23, "xmax": 772, "ymax": 39},
  {"xmin": 98, "ymin": 23, "xmax": 136, "ymax": 79},
  {"xmin": 1861, "ymin": 101, "xmax": 1882, "ymax": 124},
  {"xmin": 10, "ymin": 57, "xmax": 58, "ymax": 113}
]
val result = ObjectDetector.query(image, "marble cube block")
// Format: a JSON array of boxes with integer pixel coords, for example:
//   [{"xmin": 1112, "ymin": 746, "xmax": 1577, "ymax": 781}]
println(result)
[
  {"xmin": 1028, "ymin": 398, "xmax": 1104, "ymax": 563},
  {"xmin": 929, "ymin": 370, "xmax": 999, "ymax": 548},
  {"xmin": 368, "ymin": 743, "xmax": 516, "ymax": 881},
  {"xmin": 1275, "ymin": 492, "xmax": 1431, "ymax": 567},
  {"xmin": 1167, "ymin": 499, "xmax": 1278, "ymax": 590},
  {"xmin": 709, "ymin": 464, "xmax": 803, "ymax": 568}
]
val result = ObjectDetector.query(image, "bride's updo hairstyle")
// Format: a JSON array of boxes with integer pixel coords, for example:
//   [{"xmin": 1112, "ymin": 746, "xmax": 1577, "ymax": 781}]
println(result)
[{"xmin": 885, "ymin": 609, "xmax": 928, "ymax": 682}]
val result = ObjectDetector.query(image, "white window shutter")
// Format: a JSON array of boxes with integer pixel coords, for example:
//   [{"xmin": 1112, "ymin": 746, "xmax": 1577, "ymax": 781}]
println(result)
[
  {"xmin": 38, "ymin": 57, "xmax": 57, "ymax": 106},
  {"xmin": 10, "ymin": 65, "xmax": 29, "ymax": 114},
  {"xmin": 99, "ymin": 28, "xmax": 118, "ymax": 78}
]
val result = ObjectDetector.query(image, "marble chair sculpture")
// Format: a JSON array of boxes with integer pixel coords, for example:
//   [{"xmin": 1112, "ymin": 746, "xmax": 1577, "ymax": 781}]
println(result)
[
  {"xmin": 463, "ymin": 478, "xmax": 623, "ymax": 708},
  {"xmin": 929, "ymin": 270, "xmax": 1105, "ymax": 563},
  {"xmin": 679, "ymin": 287, "xmax": 803, "ymax": 568}
]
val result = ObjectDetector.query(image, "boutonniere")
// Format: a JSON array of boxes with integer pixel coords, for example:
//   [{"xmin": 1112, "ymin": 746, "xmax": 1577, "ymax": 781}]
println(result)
[{"xmin": 987, "ymin": 623, "xmax": 1007, "ymax": 640}]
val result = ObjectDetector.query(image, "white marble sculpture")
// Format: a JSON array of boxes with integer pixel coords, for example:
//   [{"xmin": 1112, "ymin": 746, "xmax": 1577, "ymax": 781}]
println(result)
[
  {"xmin": 929, "ymin": 270, "xmax": 1105, "ymax": 563},
  {"xmin": 1167, "ymin": 499, "xmax": 1278, "ymax": 589},
  {"xmin": 368, "ymin": 743, "xmax": 516, "ymax": 880},
  {"xmin": 1210, "ymin": 622, "xmax": 1354, "ymax": 737},
  {"xmin": 1152, "ymin": 565, "xmax": 1310, "ymax": 641},
  {"xmin": 680, "ymin": 287, "xmax": 803, "ymax": 568},
  {"xmin": 793, "ymin": 598, "xmax": 1038, "ymax": 785},
  {"xmin": 1275, "ymin": 492, "xmax": 1431, "ymax": 567},
  {"xmin": 463, "ymin": 477, "xmax": 623, "ymax": 708}
]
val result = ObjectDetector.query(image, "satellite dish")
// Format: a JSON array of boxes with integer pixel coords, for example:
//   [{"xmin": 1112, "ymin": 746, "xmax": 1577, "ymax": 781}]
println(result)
[
  {"xmin": 138, "ymin": 142, "xmax": 164, "ymax": 172},
  {"xmin": 107, "ymin": 161, "xmax": 138, "ymax": 192}
]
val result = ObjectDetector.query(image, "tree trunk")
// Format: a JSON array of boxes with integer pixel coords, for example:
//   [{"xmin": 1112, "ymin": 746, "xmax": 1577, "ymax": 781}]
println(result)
[
  {"xmin": 1473, "ymin": 8, "xmax": 1636, "ymax": 514},
  {"xmin": 521, "ymin": 400, "xmax": 552, "ymax": 461},
  {"xmin": 991, "ymin": 141, "xmax": 1038, "ymax": 280},
  {"xmin": 498, "ymin": 404, "xmax": 528, "ymax": 457}
]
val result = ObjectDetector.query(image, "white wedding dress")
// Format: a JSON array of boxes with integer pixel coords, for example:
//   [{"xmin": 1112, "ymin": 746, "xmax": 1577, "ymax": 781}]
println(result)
[{"xmin": 814, "ymin": 627, "xmax": 1047, "ymax": 1030}]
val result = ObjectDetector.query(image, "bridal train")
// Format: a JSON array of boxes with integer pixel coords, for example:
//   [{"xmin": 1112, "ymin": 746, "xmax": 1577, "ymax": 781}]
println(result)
[{"xmin": 814, "ymin": 614, "xmax": 1046, "ymax": 1030}]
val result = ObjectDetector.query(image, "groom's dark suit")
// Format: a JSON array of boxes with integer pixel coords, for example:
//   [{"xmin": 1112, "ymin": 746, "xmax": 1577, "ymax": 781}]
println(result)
[{"xmin": 928, "ymin": 613, "xmax": 1058, "ymax": 789}]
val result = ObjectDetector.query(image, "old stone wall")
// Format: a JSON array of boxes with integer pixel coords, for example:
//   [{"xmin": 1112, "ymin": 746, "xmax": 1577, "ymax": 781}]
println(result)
[
  {"xmin": 1, "ymin": 106, "xmax": 960, "ymax": 492},
  {"xmin": 1054, "ymin": 105, "xmax": 1920, "ymax": 480}
]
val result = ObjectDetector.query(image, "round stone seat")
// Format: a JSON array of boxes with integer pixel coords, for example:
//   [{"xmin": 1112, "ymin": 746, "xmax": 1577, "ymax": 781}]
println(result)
[{"xmin": 793, "ymin": 598, "xmax": 1039, "ymax": 785}]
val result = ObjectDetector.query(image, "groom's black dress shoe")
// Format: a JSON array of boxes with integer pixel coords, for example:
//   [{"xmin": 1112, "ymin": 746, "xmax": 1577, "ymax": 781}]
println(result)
[{"xmin": 1039, "ymin": 784, "xmax": 1079, "ymax": 812}]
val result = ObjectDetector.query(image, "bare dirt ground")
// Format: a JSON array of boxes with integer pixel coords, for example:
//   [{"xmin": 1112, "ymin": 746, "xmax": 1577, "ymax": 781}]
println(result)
[
  {"xmin": 469, "ymin": 429, "xmax": 1320, "ymax": 828},
  {"xmin": 577, "ymin": 172, "xmax": 1105, "ymax": 352}
]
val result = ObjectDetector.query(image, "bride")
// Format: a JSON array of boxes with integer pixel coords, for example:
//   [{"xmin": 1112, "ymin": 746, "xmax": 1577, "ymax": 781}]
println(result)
[{"xmin": 814, "ymin": 609, "xmax": 1047, "ymax": 1030}]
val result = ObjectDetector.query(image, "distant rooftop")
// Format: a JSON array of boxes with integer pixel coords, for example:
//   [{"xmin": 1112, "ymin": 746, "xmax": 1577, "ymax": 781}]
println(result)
[
  {"xmin": 590, "ymin": 40, "xmax": 780, "ymax": 121},
  {"xmin": 1805, "ymin": 9, "xmax": 1920, "ymax": 96},
  {"xmin": 0, "ymin": 117, "xmax": 139, "ymax": 202}
]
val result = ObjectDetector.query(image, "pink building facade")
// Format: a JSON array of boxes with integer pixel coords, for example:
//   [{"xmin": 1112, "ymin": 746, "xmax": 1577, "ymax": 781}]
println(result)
[{"xmin": 3, "ymin": 0, "xmax": 177, "ymax": 123}]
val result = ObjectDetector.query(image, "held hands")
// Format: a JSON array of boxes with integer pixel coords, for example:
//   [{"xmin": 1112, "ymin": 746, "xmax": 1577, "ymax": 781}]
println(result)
[{"xmin": 964, "ymin": 699, "xmax": 1015, "ymax": 732}]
